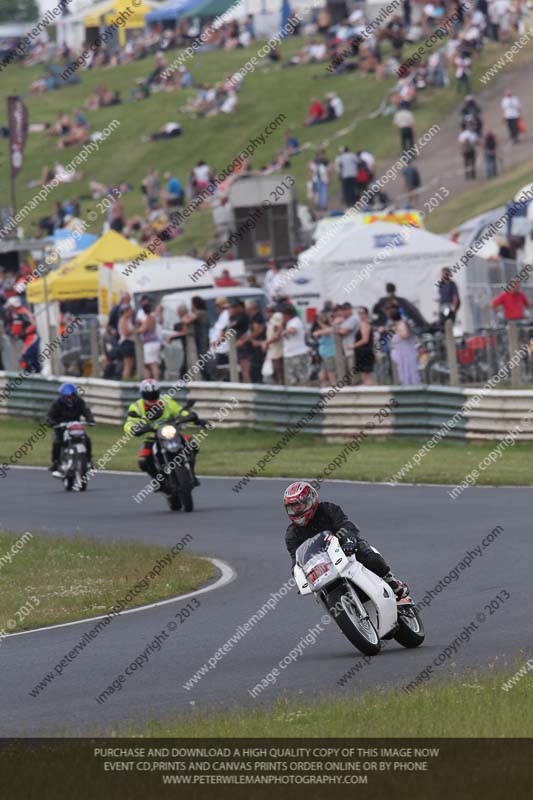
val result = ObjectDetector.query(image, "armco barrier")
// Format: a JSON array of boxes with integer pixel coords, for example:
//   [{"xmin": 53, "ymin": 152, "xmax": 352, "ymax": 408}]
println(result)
[{"xmin": 2, "ymin": 373, "xmax": 533, "ymax": 440}]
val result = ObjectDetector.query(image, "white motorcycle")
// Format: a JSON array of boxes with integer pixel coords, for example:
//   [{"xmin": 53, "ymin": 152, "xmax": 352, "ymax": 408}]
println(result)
[{"xmin": 293, "ymin": 531, "xmax": 425, "ymax": 656}]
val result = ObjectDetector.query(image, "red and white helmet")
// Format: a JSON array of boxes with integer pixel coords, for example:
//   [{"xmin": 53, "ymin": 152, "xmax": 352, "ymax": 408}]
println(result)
[{"xmin": 283, "ymin": 481, "xmax": 318, "ymax": 527}]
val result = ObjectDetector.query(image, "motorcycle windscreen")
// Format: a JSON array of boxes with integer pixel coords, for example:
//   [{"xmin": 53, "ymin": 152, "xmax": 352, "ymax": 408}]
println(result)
[{"xmin": 295, "ymin": 531, "xmax": 333, "ymax": 567}]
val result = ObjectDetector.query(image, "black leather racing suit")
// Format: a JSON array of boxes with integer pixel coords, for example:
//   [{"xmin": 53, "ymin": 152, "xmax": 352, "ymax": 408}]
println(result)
[
  {"xmin": 286, "ymin": 501, "xmax": 390, "ymax": 578},
  {"xmin": 47, "ymin": 395, "xmax": 95, "ymax": 465}
]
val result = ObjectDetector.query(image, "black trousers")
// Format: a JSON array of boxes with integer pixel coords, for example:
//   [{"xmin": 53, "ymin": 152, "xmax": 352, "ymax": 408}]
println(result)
[
  {"xmin": 355, "ymin": 536, "xmax": 390, "ymax": 578},
  {"xmin": 506, "ymin": 117, "xmax": 519, "ymax": 142},
  {"xmin": 341, "ymin": 176, "xmax": 356, "ymax": 206},
  {"xmin": 400, "ymin": 126, "xmax": 414, "ymax": 151}
]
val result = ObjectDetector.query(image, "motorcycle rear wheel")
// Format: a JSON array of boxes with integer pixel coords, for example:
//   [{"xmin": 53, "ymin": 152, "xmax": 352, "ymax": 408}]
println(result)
[{"xmin": 325, "ymin": 583, "xmax": 381, "ymax": 656}]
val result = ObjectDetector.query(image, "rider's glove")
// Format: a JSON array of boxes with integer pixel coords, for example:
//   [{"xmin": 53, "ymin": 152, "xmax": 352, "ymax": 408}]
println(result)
[
  {"xmin": 146, "ymin": 405, "xmax": 164, "ymax": 421},
  {"xmin": 133, "ymin": 423, "xmax": 153, "ymax": 436},
  {"xmin": 341, "ymin": 540, "xmax": 358, "ymax": 557},
  {"xmin": 196, "ymin": 418, "xmax": 209, "ymax": 428}
]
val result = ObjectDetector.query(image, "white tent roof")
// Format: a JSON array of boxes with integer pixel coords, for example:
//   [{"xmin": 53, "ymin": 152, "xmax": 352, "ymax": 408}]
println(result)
[
  {"xmin": 289, "ymin": 221, "xmax": 471, "ymax": 328},
  {"xmin": 123, "ymin": 257, "xmax": 213, "ymax": 296},
  {"xmin": 305, "ymin": 220, "xmax": 459, "ymax": 267}
]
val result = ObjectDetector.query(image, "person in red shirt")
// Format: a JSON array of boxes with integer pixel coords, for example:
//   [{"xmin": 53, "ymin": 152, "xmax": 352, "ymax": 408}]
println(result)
[
  {"xmin": 305, "ymin": 97, "xmax": 326, "ymax": 126},
  {"xmin": 215, "ymin": 268, "xmax": 240, "ymax": 287},
  {"xmin": 491, "ymin": 279, "xmax": 529, "ymax": 320}
]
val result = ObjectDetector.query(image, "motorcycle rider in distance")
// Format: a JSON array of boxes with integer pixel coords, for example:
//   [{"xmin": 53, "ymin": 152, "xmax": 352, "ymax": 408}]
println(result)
[
  {"xmin": 47, "ymin": 383, "xmax": 95, "ymax": 477},
  {"xmin": 124, "ymin": 379, "xmax": 207, "ymax": 488},
  {"xmin": 284, "ymin": 481, "xmax": 410, "ymax": 601}
]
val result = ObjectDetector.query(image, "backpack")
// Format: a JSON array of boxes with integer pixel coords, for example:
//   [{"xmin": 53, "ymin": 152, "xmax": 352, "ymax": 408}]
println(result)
[{"xmin": 356, "ymin": 160, "xmax": 371, "ymax": 184}]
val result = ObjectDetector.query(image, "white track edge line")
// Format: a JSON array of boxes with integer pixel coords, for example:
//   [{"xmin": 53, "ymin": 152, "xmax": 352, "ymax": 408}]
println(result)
[
  {"xmin": 2, "ymin": 557, "xmax": 236, "ymax": 640},
  {"xmin": 8, "ymin": 464, "xmax": 532, "ymax": 490}
]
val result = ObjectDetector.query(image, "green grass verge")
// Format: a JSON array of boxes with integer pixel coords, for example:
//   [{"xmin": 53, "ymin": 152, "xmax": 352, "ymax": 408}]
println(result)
[
  {"xmin": 0, "ymin": 531, "xmax": 215, "ymax": 631},
  {"xmin": 2, "ymin": 417, "xmax": 533, "ymax": 486},
  {"xmin": 124, "ymin": 672, "xmax": 531, "ymax": 737},
  {"xmin": 427, "ymin": 156, "xmax": 533, "ymax": 234},
  {"xmin": 2, "ymin": 39, "xmax": 531, "ymax": 251}
]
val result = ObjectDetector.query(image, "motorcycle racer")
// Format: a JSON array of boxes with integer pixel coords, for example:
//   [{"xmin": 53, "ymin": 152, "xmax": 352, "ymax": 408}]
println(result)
[
  {"xmin": 47, "ymin": 383, "xmax": 95, "ymax": 475},
  {"xmin": 124, "ymin": 379, "xmax": 206, "ymax": 486},
  {"xmin": 284, "ymin": 481, "xmax": 410, "ymax": 601}
]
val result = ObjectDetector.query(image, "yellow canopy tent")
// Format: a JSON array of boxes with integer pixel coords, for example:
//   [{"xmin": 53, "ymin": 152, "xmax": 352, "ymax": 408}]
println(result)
[
  {"xmin": 27, "ymin": 230, "xmax": 151, "ymax": 303},
  {"xmin": 84, "ymin": 0, "xmax": 152, "ymax": 46}
]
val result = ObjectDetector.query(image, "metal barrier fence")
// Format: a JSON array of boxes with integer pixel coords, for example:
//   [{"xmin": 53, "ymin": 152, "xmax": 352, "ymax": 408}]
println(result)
[
  {"xmin": 2, "ymin": 373, "xmax": 533, "ymax": 441},
  {"xmin": 1, "ymin": 316, "xmax": 531, "ymax": 390}
]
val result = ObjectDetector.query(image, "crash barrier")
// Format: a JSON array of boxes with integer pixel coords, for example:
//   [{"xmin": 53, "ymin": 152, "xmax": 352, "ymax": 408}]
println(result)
[{"xmin": 2, "ymin": 373, "xmax": 533, "ymax": 441}]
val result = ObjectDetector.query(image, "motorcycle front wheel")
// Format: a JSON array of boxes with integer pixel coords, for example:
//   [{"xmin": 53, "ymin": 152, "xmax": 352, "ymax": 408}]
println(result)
[
  {"xmin": 325, "ymin": 582, "xmax": 381, "ymax": 656},
  {"xmin": 76, "ymin": 453, "xmax": 88, "ymax": 491},
  {"xmin": 394, "ymin": 605, "xmax": 425, "ymax": 648},
  {"xmin": 176, "ymin": 465, "xmax": 194, "ymax": 512},
  {"xmin": 167, "ymin": 494, "xmax": 182, "ymax": 511}
]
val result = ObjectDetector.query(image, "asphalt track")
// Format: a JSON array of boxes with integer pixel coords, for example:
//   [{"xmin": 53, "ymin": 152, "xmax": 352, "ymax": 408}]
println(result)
[{"xmin": 0, "ymin": 467, "xmax": 529, "ymax": 736}]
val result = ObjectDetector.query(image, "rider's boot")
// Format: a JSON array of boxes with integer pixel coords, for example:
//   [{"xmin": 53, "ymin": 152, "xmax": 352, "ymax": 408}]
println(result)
[{"xmin": 383, "ymin": 571, "xmax": 411, "ymax": 601}]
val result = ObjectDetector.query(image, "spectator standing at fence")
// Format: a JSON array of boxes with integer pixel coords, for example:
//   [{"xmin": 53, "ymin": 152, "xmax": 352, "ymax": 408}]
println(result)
[
  {"xmin": 312, "ymin": 311, "xmax": 337, "ymax": 387},
  {"xmin": 228, "ymin": 298, "xmax": 252, "ymax": 383},
  {"xmin": 108, "ymin": 292, "xmax": 132, "ymax": 332},
  {"xmin": 210, "ymin": 297, "xmax": 231, "ymax": 380},
  {"xmin": 335, "ymin": 146, "xmax": 358, "ymax": 207},
  {"xmin": 501, "ymin": 89, "xmax": 522, "ymax": 143},
  {"xmin": 491, "ymin": 279, "xmax": 529, "ymax": 320},
  {"xmin": 246, "ymin": 299, "xmax": 266, "ymax": 383},
  {"xmin": 185, "ymin": 296, "xmax": 211, "ymax": 378},
  {"xmin": 264, "ymin": 304, "xmax": 284, "ymax": 384},
  {"xmin": 3, "ymin": 297, "xmax": 41, "ymax": 373},
  {"xmin": 349, "ymin": 306, "xmax": 375, "ymax": 385},
  {"xmin": 373, "ymin": 283, "xmax": 427, "ymax": 330},
  {"xmin": 136, "ymin": 296, "xmax": 161, "ymax": 380},
  {"xmin": 483, "ymin": 130, "xmax": 498, "ymax": 178},
  {"xmin": 458, "ymin": 124, "xmax": 478, "ymax": 179},
  {"xmin": 118, "ymin": 307, "xmax": 136, "ymax": 379},
  {"xmin": 393, "ymin": 101, "xmax": 415, "ymax": 153},
  {"xmin": 438, "ymin": 267, "xmax": 461, "ymax": 322},
  {"xmin": 281, "ymin": 304, "xmax": 310, "ymax": 385},
  {"xmin": 390, "ymin": 310, "xmax": 421, "ymax": 385},
  {"xmin": 335, "ymin": 302, "xmax": 360, "ymax": 376}
]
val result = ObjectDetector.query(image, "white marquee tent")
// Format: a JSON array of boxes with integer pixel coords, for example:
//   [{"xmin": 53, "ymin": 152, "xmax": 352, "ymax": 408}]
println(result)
[{"xmin": 284, "ymin": 221, "xmax": 487, "ymax": 331}]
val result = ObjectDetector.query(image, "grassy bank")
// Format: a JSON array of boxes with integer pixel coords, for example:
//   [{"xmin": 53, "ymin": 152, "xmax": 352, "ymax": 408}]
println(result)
[
  {"xmin": 2, "ymin": 417, "xmax": 533, "ymax": 486},
  {"xmin": 427, "ymin": 156, "xmax": 533, "ymax": 234},
  {"xmin": 0, "ymin": 39, "xmax": 529, "ymax": 252},
  {"xmin": 123, "ymin": 671, "xmax": 531, "ymax": 737},
  {"xmin": 0, "ymin": 531, "xmax": 215, "ymax": 631}
]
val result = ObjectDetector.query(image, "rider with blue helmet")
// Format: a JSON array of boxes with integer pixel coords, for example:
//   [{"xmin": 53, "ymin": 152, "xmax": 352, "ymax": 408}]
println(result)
[{"xmin": 47, "ymin": 384, "xmax": 95, "ymax": 473}]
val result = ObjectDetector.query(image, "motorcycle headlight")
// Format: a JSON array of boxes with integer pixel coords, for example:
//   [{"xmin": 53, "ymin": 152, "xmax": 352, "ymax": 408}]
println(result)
[{"xmin": 160, "ymin": 424, "xmax": 177, "ymax": 440}]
